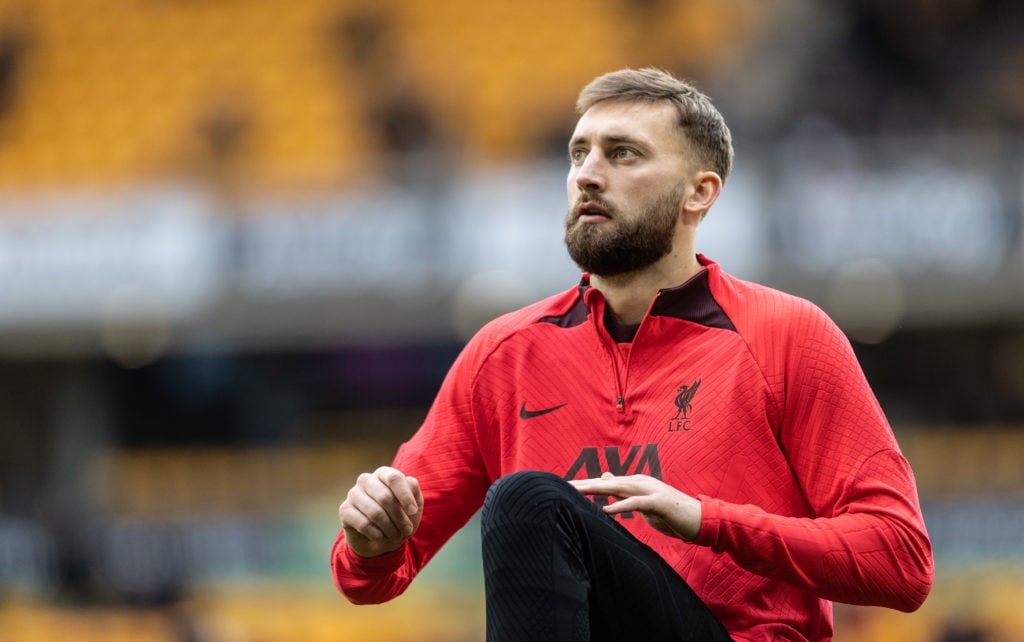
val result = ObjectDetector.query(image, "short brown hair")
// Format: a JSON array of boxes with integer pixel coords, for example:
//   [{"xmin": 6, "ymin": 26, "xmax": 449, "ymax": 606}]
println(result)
[{"xmin": 576, "ymin": 67, "xmax": 734, "ymax": 182}]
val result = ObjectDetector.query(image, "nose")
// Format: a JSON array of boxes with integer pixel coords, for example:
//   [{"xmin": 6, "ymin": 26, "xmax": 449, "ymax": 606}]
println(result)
[{"xmin": 573, "ymin": 152, "xmax": 605, "ymax": 193}]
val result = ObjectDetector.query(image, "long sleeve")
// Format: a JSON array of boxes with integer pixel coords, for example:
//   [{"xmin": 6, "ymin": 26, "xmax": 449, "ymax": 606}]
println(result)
[
  {"xmin": 696, "ymin": 449, "xmax": 933, "ymax": 611},
  {"xmin": 694, "ymin": 288, "xmax": 934, "ymax": 612},
  {"xmin": 330, "ymin": 331, "xmax": 497, "ymax": 604},
  {"xmin": 329, "ymin": 286, "xmax": 585, "ymax": 605}
]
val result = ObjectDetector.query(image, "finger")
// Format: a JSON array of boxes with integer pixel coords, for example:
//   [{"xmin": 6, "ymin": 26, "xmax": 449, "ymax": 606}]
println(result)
[
  {"xmin": 353, "ymin": 475, "xmax": 410, "ymax": 539},
  {"xmin": 376, "ymin": 467, "xmax": 421, "ymax": 517},
  {"xmin": 338, "ymin": 499, "xmax": 387, "ymax": 542},
  {"xmin": 406, "ymin": 476, "xmax": 424, "ymax": 514},
  {"xmin": 349, "ymin": 491, "xmax": 402, "ymax": 541},
  {"xmin": 568, "ymin": 478, "xmax": 594, "ymax": 493},
  {"xmin": 568, "ymin": 478, "xmax": 602, "ymax": 494},
  {"xmin": 601, "ymin": 495, "xmax": 645, "ymax": 515},
  {"xmin": 570, "ymin": 478, "xmax": 630, "ymax": 497}
]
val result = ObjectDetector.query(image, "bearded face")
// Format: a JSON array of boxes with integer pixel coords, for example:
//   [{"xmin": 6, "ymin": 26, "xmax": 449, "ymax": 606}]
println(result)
[{"xmin": 564, "ymin": 183, "xmax": 685, "ymax": 277}]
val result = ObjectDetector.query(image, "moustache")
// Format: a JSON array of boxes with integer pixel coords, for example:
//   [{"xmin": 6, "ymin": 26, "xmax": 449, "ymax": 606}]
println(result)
[{"xmin": 569, "ymin": 195, "xmax": 615, "ymax": 220}]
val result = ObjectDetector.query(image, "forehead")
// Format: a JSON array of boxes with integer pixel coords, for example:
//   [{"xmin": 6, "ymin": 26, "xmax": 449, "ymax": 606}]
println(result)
[{"xmin": 570, "ymin": 100, "xmax": 684, "ymax": 151}]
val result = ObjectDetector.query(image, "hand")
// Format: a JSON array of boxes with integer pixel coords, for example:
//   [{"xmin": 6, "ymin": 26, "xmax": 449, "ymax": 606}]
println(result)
[
  {"xmin": 570, "ymin": 473, "xmax": 702, "ymax": 541},
  {"xmin": 338, "ymin": 466, "xmax": 424, "ymax": 558}
]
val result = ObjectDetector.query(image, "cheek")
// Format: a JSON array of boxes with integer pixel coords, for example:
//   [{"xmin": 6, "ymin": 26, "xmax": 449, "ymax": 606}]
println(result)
[{"xmin": 566, "ymin": 191, "xmax": 581, "ymax": 215}]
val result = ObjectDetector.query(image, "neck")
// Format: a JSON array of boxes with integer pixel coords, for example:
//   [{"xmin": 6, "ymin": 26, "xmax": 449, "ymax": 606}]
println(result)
[{"xmin": 591, "ymin": 252, "xmax": 702, "ymax": 325}]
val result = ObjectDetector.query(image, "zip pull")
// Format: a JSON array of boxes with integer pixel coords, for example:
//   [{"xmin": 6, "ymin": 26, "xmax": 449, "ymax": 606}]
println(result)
[{"xmin": 616, "ymin": 396, "xmax": 625, "ymax": 413}]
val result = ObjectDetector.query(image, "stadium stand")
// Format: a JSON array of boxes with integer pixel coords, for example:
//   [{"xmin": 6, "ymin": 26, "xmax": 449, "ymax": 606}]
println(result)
[{"xmin": 0, "ymin": 0, "xmax": 774, "ymax": 189}]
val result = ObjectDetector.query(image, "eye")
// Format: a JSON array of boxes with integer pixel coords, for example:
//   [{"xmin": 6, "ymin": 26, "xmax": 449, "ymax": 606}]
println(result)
[
  {"xmin": 612, "ymin": 147, "xmax": 639, "ymax": 161},
  {"xmin": 569, "ymin": 148, "xmax": 587, "ymax": 164}
]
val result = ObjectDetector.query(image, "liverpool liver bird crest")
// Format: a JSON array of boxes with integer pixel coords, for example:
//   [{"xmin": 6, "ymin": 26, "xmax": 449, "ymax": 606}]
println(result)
[{"xmin": 672, "ymin": 379, "xmax": 701, "ymax": 420}]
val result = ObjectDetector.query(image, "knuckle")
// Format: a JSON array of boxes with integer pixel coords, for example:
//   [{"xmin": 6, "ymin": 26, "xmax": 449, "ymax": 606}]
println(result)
[
  {"xmin": 338, "ymin": 506, "xmax": 359, "ymax": 529},
  {"xmin": 363, "ymin": 502, "xmax": 388, "ymax": 524},
  {"xmin": 346, "ymin": 485, "xmax": 364, "ymax": 502},
  {"xmin": 377, "ymin": 466, "xmax": 402, "ymax": 483}
]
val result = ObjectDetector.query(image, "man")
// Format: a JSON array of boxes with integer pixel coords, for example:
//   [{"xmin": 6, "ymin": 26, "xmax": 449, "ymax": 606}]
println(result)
[{"xmin": 332, "ymin": 68, "xmax": 934, "ymax": 641}]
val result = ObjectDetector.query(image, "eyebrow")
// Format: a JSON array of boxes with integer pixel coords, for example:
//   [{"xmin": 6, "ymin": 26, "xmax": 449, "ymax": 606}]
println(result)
[{"xmin": 568, "ymin": 133, "xmax": 649, "ymax": 150}]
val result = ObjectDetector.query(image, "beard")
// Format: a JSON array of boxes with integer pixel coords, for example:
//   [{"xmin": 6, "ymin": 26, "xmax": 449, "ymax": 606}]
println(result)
[{"xmin": 564, "ymin": 185, "xmax": 684, "ymax": 277}]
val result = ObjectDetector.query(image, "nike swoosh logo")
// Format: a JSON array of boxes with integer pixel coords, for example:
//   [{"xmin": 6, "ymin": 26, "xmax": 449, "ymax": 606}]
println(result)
[{"xmin": 519, "ymin": 402, "xmax": 568, "ymax": 420}]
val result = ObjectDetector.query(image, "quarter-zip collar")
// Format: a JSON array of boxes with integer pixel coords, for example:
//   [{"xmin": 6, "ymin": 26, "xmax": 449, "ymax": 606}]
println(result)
[
  {"xmin": 574, "ymin": 255, "xmax": 736, "ymax": 333},
  {"xmin": 545, "ymin": 255, "xmax": 738, "ymax": 425}
]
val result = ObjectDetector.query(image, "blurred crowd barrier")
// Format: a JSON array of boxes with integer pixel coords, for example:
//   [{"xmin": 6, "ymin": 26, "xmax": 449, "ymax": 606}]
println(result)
[{"xmin": 0, "ymin": 144, "xmax": 1021, "ymax": 357}]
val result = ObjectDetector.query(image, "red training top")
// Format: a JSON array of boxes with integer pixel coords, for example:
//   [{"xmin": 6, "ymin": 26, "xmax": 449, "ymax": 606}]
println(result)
[{"xmin": 331, "ymin": 256, "xmax": 934, "ymax": 641}]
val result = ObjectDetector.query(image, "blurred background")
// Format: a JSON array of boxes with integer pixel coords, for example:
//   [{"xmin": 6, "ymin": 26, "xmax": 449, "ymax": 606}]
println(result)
[{"xmin": 0, "ymin": 0, "xmax": 1022, "ymax": 640}]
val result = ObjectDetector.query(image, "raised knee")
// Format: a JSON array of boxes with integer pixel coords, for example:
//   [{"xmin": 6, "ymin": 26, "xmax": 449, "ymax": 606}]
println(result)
[{"xmin": 483, "ymin": 470, "xmax": 576, "ymax": 524}]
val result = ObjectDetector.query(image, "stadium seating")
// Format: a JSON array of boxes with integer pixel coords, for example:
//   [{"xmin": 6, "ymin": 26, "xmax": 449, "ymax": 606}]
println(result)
[{"xmin": 0, "ymin": 0, "xmax": 773, "ymax": 189}]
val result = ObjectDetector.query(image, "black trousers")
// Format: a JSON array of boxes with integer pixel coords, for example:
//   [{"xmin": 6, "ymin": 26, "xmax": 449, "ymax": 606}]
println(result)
[{"xmin": 481, "ymin": 471, "xmax": 734, "ymax": 642}]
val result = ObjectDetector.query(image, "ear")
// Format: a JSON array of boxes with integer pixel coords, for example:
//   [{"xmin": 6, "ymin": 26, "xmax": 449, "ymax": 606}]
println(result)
[{"xmin": 682, "ymin": 171, "xmax": 723, "ymax": 220}]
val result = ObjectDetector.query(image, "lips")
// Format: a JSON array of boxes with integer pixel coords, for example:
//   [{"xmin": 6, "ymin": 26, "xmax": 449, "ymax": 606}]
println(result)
[{"xmin": 576, "ymin": 199, "xmax": 611, "ymax": 223}]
